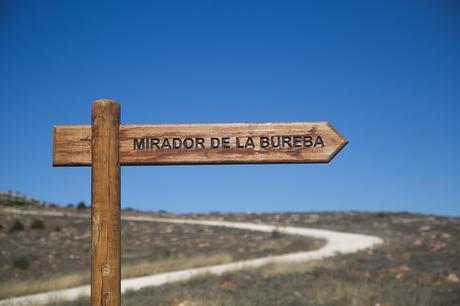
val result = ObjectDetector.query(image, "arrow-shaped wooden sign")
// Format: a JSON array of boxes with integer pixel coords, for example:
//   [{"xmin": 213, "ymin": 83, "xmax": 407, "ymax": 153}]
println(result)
[{"xmin": 53, "ymin": 122, "xmax": 347, "ymax": 166}]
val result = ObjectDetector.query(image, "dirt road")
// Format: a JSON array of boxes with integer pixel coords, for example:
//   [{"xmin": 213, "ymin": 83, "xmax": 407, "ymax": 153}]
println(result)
[{"xmin": 0, "ymin": 209, "xmax": 383, "ymax": 306}]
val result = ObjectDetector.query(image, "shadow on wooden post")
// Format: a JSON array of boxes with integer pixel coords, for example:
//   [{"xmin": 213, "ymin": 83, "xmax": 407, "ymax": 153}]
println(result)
[{"xmin": 91, "ymin": 100, "xmax": 121, "ymax": 306}]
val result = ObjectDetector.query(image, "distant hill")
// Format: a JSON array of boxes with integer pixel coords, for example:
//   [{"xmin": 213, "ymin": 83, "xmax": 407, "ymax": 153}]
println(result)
[
  {"xmin": 0, "ymin": 190, "xmax": 87, "ymax": 209},
  {"xmin": 0, "ymin": 190, "xmax": 51, "ymax": 207}
]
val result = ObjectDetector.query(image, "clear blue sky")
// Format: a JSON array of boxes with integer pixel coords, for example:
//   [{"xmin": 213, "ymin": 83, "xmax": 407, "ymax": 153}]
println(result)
[{"xmin": 1, "ymin": 1, "xmax": 459, "ymax": 215}]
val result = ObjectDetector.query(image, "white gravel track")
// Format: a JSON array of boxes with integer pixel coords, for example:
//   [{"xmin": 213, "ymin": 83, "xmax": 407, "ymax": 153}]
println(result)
[{"xmin": 0, "ymin": 210, "xmax": 383, "ymax": 306}]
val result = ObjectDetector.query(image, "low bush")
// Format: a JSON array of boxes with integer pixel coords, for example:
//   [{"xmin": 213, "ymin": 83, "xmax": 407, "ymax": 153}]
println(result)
[
  {"xmin": 13, "ymin": 257, "xmax": 29, "ymax": 270},
  {"xmin": 9, "ymin": 220, "xmax": 24, "ymax": 233},
  {"xmin": 31, "ymin": 219, "xmax": 45, "ymax": 230}
]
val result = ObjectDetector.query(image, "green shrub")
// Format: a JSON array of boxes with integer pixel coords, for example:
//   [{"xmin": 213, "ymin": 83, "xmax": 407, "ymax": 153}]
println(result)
[
  {"xmin": 9, "ymin": 220, "xmax": 24, "ymax": 233},
  {"xmin": 77, "ymin": 201, "xmax": 86, "ymax": 209},
  {"xmin": 31, "ymin": 219, "xmax": 45, "ymax": 230},
  {"xmin": 13, "ymin": 257, "xmax": 29, "ymax": 269}
]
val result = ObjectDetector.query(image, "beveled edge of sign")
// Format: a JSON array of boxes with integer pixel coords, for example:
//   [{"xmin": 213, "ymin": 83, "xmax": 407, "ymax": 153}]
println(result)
[
  {"xmin": 325, "ymin": 122, "xmax": 349, "ymax": 163},
  {"xmin": 53, "ymin": 122, "xmax": 348, "ymax": 167},
  {"xmin": 52, "ymin": 126, "xmax": 57, "ymax": 167}
]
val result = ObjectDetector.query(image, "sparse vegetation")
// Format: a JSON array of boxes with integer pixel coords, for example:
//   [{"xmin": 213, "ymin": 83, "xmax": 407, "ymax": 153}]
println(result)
[
  {"xmin": 76, "ymin": 201, "xmax": 86, "ymax": 209},
  {"xmin": 30, "ymin": 219, "xmax": 45, "ymax": 230},
  {"xmin": 12, "ymin": 257, "xmax": 29, "ymax": 270},
  {"xmin": 0, "ymin": 254, "xmax": 233, "ymax": 299},
  {"xmin": 9, "ymin": 220, "xmax": 24, "ymax": 232},
  {"xmin": 121, "ymin": 253, "xmax": 233, "ymax": 279},
  {"xmin": 0, "ymin": 207, "xmax": 320, "ymax": 300},
  {"xmin": 57, "ymin": 211, "xmax": 459, "ymax": 306},
  {"xmin": 0, "ymin": 191, "xmax": 53, "ymax": 207},
  {"xmin": 0, "ymin": 274, "xmax": 84, "ymax": 299},
  {"xmin": 1, "ymin": 202, "xmax": 458, "ymax": 305}
]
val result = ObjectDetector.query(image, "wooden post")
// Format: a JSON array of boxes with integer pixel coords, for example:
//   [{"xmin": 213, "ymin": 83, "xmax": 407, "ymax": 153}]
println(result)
[{"xmin": 91, "ymin": 100, "xmax": 121, "ymax": 306}]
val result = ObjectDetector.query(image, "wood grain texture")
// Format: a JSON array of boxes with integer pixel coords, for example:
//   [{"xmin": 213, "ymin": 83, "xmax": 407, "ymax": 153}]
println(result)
[
  {"xmin": 53, "ymin": 125, "xmax": 91, "ymax": 166},
  {"xmin": 53, "ymin": 122, "xmax": 347, "ymax": 166},
  {"xmin": 91, "ymin": 100, "xmax": 121, "ymax": 306}
]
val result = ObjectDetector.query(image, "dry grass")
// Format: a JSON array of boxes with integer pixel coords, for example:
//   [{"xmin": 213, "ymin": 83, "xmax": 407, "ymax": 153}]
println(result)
[
  {"xmin": 44, "ymin": 212, "xmax": 460, "ymax": 306},
  {"xmin": 0, "ymin": 274, "xmax": 86, "ymax": 299},
  {"xmin": 121, "ymin": 252, "xmax": 233, "ymax": 279},
  {"xmin": 0, "ymin": 253, "xmax": 233, "ymax": 299},
  {"xmin": 314, "ymin": 282, "xmax": 352, "ymax": 305},
  {"xmin": 258, "ymin": 259, "xmax": 331, "ymax": 276}
]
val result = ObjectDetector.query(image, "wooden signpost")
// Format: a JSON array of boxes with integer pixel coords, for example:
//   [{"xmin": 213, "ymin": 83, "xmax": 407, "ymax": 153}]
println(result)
[{"xmin": 53, "ymin": 99, "xmax": 348, "ymax": 306}]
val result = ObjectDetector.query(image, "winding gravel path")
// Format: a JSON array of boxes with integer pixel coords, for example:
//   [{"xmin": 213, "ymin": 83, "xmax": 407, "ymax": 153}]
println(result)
[{"xmin": 0, "ymin": 210, "xmax": 383, "ymax": 306}]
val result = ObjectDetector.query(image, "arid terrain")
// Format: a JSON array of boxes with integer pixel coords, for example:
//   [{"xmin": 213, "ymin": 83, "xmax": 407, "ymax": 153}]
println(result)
[
  {"xmin": 1, "ymin": 194, "xmax": 459, "ymax": 306},
  {"xmin": 0, "ymin": 197, "xmax": 322, "ymax": 300}
]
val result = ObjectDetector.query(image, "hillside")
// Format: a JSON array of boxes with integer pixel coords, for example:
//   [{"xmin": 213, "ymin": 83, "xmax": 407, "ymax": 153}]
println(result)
[
  {"xmin": 0, "ymin": 197, "xmax": 322, "ymax": 300},
  {"xmin": 1, "ymin": 194, "xmax": 459, "ymax": 306}
]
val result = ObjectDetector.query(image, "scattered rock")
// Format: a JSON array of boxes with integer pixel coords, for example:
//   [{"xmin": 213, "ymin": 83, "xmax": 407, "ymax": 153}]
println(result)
[
  {"xmin": 428, "ymin": 242, "xmax": 445, "ymax": 252},
  {"xmin": 170, "ymin": 298, "xmax": 186, "ymax": 306},
  {"xmin": 446, "ymin": 273, "xmax": 459, "ymax": 283},
  {"xmin": 217, "ymin": 279, "xmax": 237, "ymax": 289},
  {"xmin": 348, "ymin": 268, "xmax": 371, "ymax": 279},
  {"xmin": 395, "ymin": 272, "xmax": 405, "ymax": 280},
  {"xmin": 387, "ymin": 265, "xmax": 410, "ymax": 274},
  {"xmin": 431, "ymin": 274, "xmax": 443, "ymax": 284},
  {"xmin": 441, "ymin": 233, "xmax": 451, "ymax": 240}
]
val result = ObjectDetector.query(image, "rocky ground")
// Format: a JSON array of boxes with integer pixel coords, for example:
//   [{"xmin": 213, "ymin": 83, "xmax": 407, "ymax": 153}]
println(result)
[
  {"xmin": 54, "ymin": 211, "xmax": 460, "ymax": 306},
  {"xmin": 1, "ymin": 197, "xmax": 459, "ymax": 305},
  {"xmin": 0, "ymin": 202, "xmax": 322, "ymax": 299}
]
